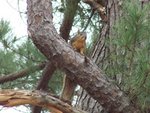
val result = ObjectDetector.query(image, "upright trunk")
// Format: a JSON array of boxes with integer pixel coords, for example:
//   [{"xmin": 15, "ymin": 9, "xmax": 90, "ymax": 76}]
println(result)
[{"xmin": 76, "ymin": 0, "xmax": 122, "ymax": 113}]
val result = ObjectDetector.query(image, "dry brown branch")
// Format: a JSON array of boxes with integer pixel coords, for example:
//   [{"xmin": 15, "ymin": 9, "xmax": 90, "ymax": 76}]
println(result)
[{"xmin": 0, "ymin": 89, "xmax": 87, "ymax": 113}]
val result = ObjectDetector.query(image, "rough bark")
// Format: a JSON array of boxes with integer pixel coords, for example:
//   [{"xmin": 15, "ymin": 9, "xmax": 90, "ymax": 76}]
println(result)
[
  {"xmin": 75, "ymin": 24, "xmax": 109, "ymax": 113},
  {"xmin": 0, "ymin": 62, "xmax": 46, "ymax": 84},
  {"xmin": 32, "ymin": 0, "xmax": 80, "ymax": 112},
  {"xmin": 0, "ymin": 89, "xmax": 87, "ymax": 113},
  {"xmin": 76, "ymin": 0, "xmax": 120, "ymax": 113},
  {"xmin": 76, "ymin": 0, "xmax": 108, "ymax": 112},
  {"xmin": 76, "ymin": 0, "xmax": 123, "ymax": 113},
  {"xmin": 27, "ymin": 0, "xmax": 140, "ymax": 113}
]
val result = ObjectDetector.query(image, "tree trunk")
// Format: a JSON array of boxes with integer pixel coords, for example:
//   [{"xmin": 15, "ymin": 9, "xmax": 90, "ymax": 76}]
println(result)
[{"xmin": 75, "ymin": 0, "xmax": 124, "ymax": 113}]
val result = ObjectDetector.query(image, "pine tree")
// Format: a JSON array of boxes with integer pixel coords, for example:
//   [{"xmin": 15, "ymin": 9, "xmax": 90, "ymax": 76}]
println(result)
[{"xmin": 1, "ymin": 0, "xmax": 150, "ymax": 113}]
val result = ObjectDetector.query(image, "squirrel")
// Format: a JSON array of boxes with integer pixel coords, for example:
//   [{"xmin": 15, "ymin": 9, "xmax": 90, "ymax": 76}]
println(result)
[
  {"xmin": 60, "ymin": 30, "xmax": 87, "ymax": 104},
  {"xmin": 70, "ymin": 31, "xmax": 87, "ymax": 55}
]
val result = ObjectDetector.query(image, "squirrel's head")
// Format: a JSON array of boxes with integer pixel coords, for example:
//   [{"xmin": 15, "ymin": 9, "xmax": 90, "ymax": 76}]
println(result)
[{"xmin": 77, "ymin": 30, "xmax": 87, "ymax": 40}]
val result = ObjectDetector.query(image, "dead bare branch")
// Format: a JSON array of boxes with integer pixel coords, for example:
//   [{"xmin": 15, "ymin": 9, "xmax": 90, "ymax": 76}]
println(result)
[{"xmin": 0, "ymin": 89, "xmax": 87, "ymax": 113}]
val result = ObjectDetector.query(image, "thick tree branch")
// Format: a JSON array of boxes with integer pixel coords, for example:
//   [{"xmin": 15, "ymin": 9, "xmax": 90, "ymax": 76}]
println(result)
[
  {"xmin": 27, "ymin": 0, "xmax": 140, "ymax": 113},
  {"xmin": 60, "ymin": 0, "xmax": 80, "ymax": 41},
  {"xmin": 36, "ymin": 61, "xmax": 56, "ymax": 90},
  {"xmin": 0, "ymin": 62, "xmax": 46, "ymax": 84},
  {"xmin": 0, "ymin": 89, "xmax": 87, "ymax": 113},
  {"xmin": 32, "ymin": 1, "xmax": 79, "ymax": 112}
]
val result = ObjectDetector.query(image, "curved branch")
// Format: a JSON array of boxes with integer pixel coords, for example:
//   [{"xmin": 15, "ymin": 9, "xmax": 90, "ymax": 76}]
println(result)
[
  {"xmin": 0, "ymin": 89, "xmax": 87, "ymax": 113},
  {"xmin": 32, "ymin": 0, "xmax": 80, "ymax": 112}
]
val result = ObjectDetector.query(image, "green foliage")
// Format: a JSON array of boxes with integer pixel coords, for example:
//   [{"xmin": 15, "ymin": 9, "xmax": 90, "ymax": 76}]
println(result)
[
  {"xmin": 0, "ymin": 19, "xmax": 11, "ymax": 40},
  {"xmin": 108, "ymin": 1, "xmax": 150, "ymax": 111},
  {"xmin": 0, "ymin": 20, "xmax": 17, "ymax": 74},
  {"xmin": 0, "ymin": 19, "xmax": 65, "ymax": 97},
  {"xmin": 0, "ymin": 50, "xmax": 17, "ymax": 74}
]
